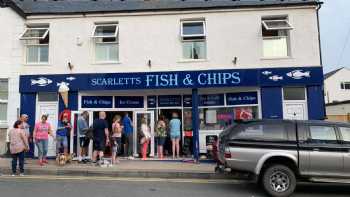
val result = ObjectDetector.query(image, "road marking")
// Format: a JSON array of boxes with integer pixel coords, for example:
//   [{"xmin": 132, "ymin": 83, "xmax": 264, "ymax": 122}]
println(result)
[{"xmin": 0, "ymin": 175, "xmax": 248, "ymax": 184}]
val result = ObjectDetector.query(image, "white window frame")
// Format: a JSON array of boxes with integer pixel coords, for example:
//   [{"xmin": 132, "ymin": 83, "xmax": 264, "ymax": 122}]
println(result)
[
  {"xmin": 91, "ymin": 24, "xmax": 119, "ymax": 38},
  {"xmin": 262, "ymin": 20, "xmax": 293, "ymax": 31},
  {"xmin": 19, "ymin": 27, "xmax": 49, "ymax": 40},
  {"xmin": 261, "ymin": 18, "xmax": 292, "ymax": 58},
  {"xmin": 180, "ymin": 20, "xmax": 206, "ymax": 39},
  {"xmin": 20, "ymin": 26, "xmax": 50, "ymax": 65},
  {"xmin": 92, "ymin": 24, "xmax": 119, "ymax": 63},
  {"xmin": 0, "ymin": 79, "xmax": 8, "ymax": 123}
]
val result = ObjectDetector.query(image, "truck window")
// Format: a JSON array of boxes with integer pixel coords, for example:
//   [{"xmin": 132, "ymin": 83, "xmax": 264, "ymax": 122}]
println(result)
[
  {"xmin": 235, "ymin": 123, "xmax": 288, "ymax": 141},
  {"xmin": 339, "ymin": 127, "xmax": 350, "ymax": 144},
  {"xmin": 309, "ymin": 126, "xmax": 337, "ymax": 144}
]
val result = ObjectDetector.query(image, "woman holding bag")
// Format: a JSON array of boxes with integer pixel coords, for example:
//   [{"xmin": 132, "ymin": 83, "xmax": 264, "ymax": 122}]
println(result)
[
  {"xmin": 140, "ymin": 117, "xmax": 151, "ymax": 160},
  {"xmin": 8, "ymin": 120, "xmax": 29, "ymax": 176}
]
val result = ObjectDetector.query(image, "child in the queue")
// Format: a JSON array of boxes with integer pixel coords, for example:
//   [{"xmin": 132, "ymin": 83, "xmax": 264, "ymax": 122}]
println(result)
[
  {"xmin": 33, "ymin": 114, "xmax": 54, "ymax": 166},
  {"xmin": 111, "ymin": 115, "xmax": 123, "ymax": 165},
  {"xmin": 8, "ymin": 120, "xmax": 29, "ymax": 176},
  {"xmin": 140, "ymin": 117, "xmax": 151, "ymax": 160}
]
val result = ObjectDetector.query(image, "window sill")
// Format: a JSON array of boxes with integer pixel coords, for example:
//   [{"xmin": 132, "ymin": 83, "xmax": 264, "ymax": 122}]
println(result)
[
  {"xmin": 0, "ymin": 123, "xmax": 8, "ymax": 129},
  {"xmin": 178, "ymin": 59, "xmax": 209, "ymax": 63},
  {"xmin": 260, "ymin": 56, "xmax": 293, "ymax": 60},
  {"xmin": 24, "ymin": 63, "xmax": 51, "ymax": 66},
  {"xmin": 92, "ymin": 61, "xmax": 121, "ymax": 65}
]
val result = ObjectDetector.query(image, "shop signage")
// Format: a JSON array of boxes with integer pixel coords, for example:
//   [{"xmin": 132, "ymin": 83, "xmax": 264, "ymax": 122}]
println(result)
[
  {"xmin": 81, "ymin": 96, "xmax": 113, "ymax": 108},
  {"xmin": 20, "ymin": 66, "xmax": 323, "ymax": 93},
  {"xmin": 147, "ymin": 96, "xmax": 157, "ymax": 108},
  {"xmin": 158, "ymin": 95, "xmax": 182, "ymax": 107},
  {"xmin": 183, "ymin": 95, "xmax": 192, "ymax": 107},
  {"xmin": 226, "ymin": 92, "xmax": 258, "ymax": 106},
  {"xmin": 199, "ymin": 94, "xmax": 225, "ymax": 106},
  {"xmin": 115, "ymin": 96, "xmax": 144, "ymax": 108}
]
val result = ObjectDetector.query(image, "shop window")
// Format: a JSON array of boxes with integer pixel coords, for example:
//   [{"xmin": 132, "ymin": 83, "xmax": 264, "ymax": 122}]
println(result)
[
  {"xmin": 181, "ymin": 20, "xmax": 207, "ymax": 60},
  {"xmin": 262, "ymin": 16, "xmax": 292, "ymax": 58},
  {"xmin": 38, "ymin": 92, "xmax": 58, "ymax": 102},
  {"xmin": 340, "ymin": 82, "xmax": 350, "ymax": 90},
  {"xmin": 283, "ymin": 87, "xmax": 305, "ymax": 100},
  {"xmin": 0, "ymin": 79, "xmax": 8, "ymax": 122},
  {"xmin": 20, "ymin": 25, "xmax": 50, "ymax": 64},
  {"xmin": 199, "ymin": 106, "xmax": 258, "ymax": 131},
  {"xmin": 92, "ymin": 23, "xmax": 119, "ymax": 62}
]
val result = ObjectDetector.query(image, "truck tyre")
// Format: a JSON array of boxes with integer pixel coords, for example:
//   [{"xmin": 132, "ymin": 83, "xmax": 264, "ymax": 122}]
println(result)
[{"xmin": 262, "ymin": 164, "xmax": 296, "ymax": 197}]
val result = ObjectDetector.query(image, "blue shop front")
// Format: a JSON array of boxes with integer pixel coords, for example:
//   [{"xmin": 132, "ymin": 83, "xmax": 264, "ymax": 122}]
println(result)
[{"xmin": 19, "ymin": 66, "xmax": 325, "ymax": 160}]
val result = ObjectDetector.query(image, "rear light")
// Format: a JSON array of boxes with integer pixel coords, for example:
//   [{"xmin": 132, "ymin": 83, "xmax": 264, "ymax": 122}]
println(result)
[{"xmin": 224, "ymin": 152, "xmax": 231, "ymax": 158}]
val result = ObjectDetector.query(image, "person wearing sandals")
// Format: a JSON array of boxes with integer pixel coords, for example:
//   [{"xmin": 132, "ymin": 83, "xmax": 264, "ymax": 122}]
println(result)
[
  {"xmin": 155, "ymin": 115, "xmax": 167, "ymax": 159},
  {"xmin": 8, "ymin": 120, "xmax": 29, "ymax": 176},
  {"xmin": 33, "ymin": 114, "xmax": 54, "ymax": 166},
  {"xmin": 111, "ymin": 115, "xmax": 123, "ymax": 165},
  {"xmin": 169, "ymin": 112, "xmax": 181, "ymax": 159}
]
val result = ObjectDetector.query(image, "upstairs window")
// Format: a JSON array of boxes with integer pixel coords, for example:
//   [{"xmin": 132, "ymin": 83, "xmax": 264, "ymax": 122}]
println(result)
[
  {"xmin": 181, "ymin": 20, "xmax": 206, "ymax": 60},
  {"xmin": 340, "ymin": 82, "xmax": 350, "ymax": 90},
  {"xmin": 262, "ymin": 17, "xmax": 293, "ymax": 58},
  {"xmin": 20, "ymin": 25, "xmax": 50, "ymax": 64},
  {"xmin": 0, "ymin": 79, "xmax": 8, "ymax": 123},
  {"xmin": 92, "ymin": 23, "xmax": 119, "ymax": 63}
]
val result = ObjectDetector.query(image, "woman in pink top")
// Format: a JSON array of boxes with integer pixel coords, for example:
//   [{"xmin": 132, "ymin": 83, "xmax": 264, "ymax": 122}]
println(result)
[
  {"xmin": 33, "ymin": 115, "xmax": 53, "ymax": 166},
  {"xmin": 8, "ymin": 120, "xmax": 29, "ymax": 176}
]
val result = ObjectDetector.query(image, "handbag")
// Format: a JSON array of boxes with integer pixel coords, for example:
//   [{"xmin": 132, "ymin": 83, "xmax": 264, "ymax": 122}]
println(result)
[{"xmin": 84, "ymin": 127, "xmax": 94, "ymax": 139}]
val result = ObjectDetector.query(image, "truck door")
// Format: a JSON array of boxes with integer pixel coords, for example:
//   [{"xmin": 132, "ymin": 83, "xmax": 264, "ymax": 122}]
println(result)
[
  {"xmin": 303, "ymin": 124, "xmax": 343, "ymax": 176},
  {"xmin": 338, "ymin": 126, "xmax": 350, "ymax": 177}
]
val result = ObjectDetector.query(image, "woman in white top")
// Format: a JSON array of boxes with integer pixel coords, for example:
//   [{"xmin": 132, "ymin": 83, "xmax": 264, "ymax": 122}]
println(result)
[
  {"xmin": 111, "ymin": 115, "xmax": 123, "ymax": 165},
  {"xmin": 140, "ymin": 117, "xmax": 151, "ymax": 160}
]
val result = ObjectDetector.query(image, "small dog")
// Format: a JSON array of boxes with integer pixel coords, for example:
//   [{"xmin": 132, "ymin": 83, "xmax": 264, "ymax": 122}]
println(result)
[{"xmin": 56, "ymin": 154, "xmax": 73, "ymax": 166}]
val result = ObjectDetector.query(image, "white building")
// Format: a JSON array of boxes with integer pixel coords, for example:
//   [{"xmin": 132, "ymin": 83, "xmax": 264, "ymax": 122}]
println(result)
[
  {"xmin": 0, "ymin": 0, "xmax": 24, "ymax": 154},
  {"xmin": 324, "ymin": 67, "xmax": 350, "ymax": 104},
  {"xmin": 3, "ymin": 0, "xmax": 325, "ymax": 159}
]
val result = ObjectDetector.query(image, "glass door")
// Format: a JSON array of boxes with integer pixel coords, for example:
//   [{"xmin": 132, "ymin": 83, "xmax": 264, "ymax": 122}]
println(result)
[
  {"xmin": 70, "ymin": 111, "xmax": 93, "ymax": 160},
  {"xmin": 133, "ymin": 111, "xmax": 155, "ymax": 158}
]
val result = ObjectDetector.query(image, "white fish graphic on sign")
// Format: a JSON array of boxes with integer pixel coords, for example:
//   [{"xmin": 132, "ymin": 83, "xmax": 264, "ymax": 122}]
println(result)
[
  {"xmin": 31, "ymin": 77, "xmax": 53, "ymax": 87},
  {"xmin": 66, "ymin": 76, "xmax": 76, "ymax": 81},
  {"xmin": 286, "ymin": 70, "xmax": 310, "ymax": 79},
  {"xmin": 262, "ymin": 71, "xmax": 272, "ymax": 76},
  {"xmin": 269, "ymin": 75, "xmax": 283, "ymax": 81},
  {"xmin": 57, "ymin": 81, "xmax": 70, "ymax": 87}
]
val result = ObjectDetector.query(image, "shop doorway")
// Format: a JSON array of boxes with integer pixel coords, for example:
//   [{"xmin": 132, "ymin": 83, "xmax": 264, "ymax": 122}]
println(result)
[
  {"xmin": 92, "ymin": 111, "xmax": 133, "ymax": 157},
  {"xmin": 159, "ymin": 109, "xmax": 182, "ymax": 157}
]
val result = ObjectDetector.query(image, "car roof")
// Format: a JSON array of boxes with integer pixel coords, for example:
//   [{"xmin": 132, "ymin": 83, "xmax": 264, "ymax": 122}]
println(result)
[{"xmin": 236, "ymin": 119, "xmax": 350, "ymax": 127}]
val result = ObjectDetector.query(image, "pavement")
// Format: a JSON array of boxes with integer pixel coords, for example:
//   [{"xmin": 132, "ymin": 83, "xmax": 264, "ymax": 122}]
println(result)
[
  {"xmin": 0, "ymin": 157, "xmax": 244, "ymax": 179},
  {"xmin": 0, "ymin": 176, "xmax": 349, "ymax": 197}
]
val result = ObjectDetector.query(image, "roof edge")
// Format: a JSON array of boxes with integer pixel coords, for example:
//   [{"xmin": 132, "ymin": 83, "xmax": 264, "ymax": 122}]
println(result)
[{"xmin": 18, "ymin": 1, "xmax": 321, "ymax": 17}]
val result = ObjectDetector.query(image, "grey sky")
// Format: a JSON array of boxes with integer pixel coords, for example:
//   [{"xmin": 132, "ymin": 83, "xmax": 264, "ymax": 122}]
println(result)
[{"xmin": 320, "ymin": 0, "xmax": 350, "ymax": 72}]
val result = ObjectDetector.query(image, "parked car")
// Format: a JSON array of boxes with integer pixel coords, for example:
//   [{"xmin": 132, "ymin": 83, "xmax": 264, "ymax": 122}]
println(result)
[{"xmin": 218, "ymin": 119, "xmax": 350, "ymax": 197}]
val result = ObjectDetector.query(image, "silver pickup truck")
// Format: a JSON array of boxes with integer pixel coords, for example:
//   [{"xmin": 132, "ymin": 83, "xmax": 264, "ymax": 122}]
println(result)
[{"xmin": 218, "ymin": 119, "xmax": 350, "ymax": 197}]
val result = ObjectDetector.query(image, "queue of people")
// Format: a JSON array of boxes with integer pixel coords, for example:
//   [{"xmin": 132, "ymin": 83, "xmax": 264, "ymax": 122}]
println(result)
[{"xmin": 4, "ymin": 110, "xmax": 183, "ymax": 175}]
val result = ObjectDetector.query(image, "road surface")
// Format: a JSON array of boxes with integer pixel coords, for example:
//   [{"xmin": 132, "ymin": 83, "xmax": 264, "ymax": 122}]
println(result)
[{"xmin": 0, "ymin": 176, "xmax": 349, "ymax": 197}]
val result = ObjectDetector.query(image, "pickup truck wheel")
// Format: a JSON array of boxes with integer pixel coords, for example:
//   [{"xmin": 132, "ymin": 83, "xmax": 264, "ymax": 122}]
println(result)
[{"xmin": 262, "ymin": 165, "xmax": 296, "ymax": 197}]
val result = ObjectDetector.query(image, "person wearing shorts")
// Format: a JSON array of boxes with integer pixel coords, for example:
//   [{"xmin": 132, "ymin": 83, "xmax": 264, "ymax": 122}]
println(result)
[
  {"xmin": 92, "ymin": 112, "xmax": 109, "ymax": 165},
  {"xmin": 77, "ymin": 111, "xmax": 90, "ymax": 162},
  {"xmin": 155, "ymin": 115, "xmax": 167, "ymax": 159},
  {"xmin": 169, "ymin": 112, "xmax": 181, "ymax": 159},
  {"xmin": 56, "ymin": 113, "xmax": 70, "ymax": 157}
]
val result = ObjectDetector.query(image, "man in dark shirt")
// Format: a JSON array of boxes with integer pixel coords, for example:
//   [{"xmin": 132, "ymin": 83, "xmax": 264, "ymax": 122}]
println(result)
[{"xmin": 92, "ymin": 111, "xmax": 109, "ymax": 164}]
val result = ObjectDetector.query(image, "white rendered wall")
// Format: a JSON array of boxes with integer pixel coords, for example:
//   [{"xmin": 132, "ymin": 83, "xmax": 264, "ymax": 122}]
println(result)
[
  {"xmin": 20, "ymin": 6, "xmax": 321, "ymax": 75},
  {"xmin": 324, "ymin": 68, "xmax": 350, "ymax": 103},
  {"xmin": 0, "ymin": 7, "xmax": 24, "ymax": 129}
]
